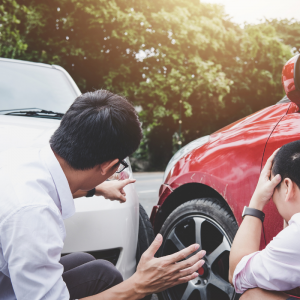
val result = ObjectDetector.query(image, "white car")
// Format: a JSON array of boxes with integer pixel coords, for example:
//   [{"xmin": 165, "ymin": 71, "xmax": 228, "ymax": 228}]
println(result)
[{"xmin": 0, "ymin": 58, "xmax": 154, "ymax": 281}]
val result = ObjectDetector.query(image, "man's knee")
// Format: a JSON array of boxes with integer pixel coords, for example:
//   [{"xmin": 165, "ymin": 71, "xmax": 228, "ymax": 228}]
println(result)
[
  {"xmin": 60, "ymin": 252, "xmax": 96, "ymax": 272},
  {"xmin": 92, "ymin": 259, "xmax": 123, "ymax": 286},
  {"xmin": 73, "ymin": 252, "xmax": 96, "ymax": 263}
]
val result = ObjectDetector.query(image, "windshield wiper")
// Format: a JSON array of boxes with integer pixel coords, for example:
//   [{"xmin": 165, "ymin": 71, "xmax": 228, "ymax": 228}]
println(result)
[{"xmin": 4, "ymin": 109, "xmax": 64, "ymax": 120}]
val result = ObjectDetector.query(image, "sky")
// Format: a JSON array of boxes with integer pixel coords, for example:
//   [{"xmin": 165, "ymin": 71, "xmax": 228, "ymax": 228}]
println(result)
[{"xmin": 203, "ymin": 0, "xmax": 300, "ymax": 25}]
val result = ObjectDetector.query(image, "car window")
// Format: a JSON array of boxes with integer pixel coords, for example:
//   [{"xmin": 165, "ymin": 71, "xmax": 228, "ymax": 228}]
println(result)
[{"xmin": 0, "ymin": 61, "xmax": 77, "ymax": 113}]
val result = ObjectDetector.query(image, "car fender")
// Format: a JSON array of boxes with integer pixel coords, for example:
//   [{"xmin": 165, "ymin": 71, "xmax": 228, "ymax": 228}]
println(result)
[{"xmin": 153, "ymin": 102, "xmax": 294, "ymax": 233}]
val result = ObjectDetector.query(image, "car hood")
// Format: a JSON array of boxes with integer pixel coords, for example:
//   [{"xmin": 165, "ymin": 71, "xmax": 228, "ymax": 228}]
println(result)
[
  {"xmin": 0, "ymin": 115, "xmax": 59, "ymax": 152},
  {"xmin": 189, "ymin": 102, "xmax": 297, "ymax": 161}
]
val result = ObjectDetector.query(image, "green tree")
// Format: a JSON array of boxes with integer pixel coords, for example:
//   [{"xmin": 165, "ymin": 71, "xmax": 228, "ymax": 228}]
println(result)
[
  {"xmin": 0, "ymin": 0, "xmax": 294, "ymax": 170},
  {"xmin": 212, "ymin": 23, "xmax": 293, "ymax": 137},
  {"xmin": 267, "ymin": 18, "xmax": 300, "ymax": 53},
  {"xmin": 0, "ymin": 0, "xmax": 28, "ymax": 57}
]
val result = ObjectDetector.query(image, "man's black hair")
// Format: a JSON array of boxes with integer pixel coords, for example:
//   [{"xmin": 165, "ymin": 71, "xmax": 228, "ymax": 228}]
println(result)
[
  {"xmin": 50, "ymin": 90, "xmax": 143, "ymax": 170},
  {"xmin": 272, "ymin": 140, "xmax": 300, "ymax": 189}
]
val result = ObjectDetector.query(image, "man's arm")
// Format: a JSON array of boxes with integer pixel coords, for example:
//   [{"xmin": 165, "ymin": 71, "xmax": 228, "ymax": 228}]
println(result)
[
  {"xmin": 81, "ymin": 234, "xmax": 206, "ymax": 299},
  {"xmin": 229, "ymin": 150, "xmax": 281, "ymax": 283},
  {"xmin": 73, "ymin": 179, "xmax": 135, "ymax": 202}
]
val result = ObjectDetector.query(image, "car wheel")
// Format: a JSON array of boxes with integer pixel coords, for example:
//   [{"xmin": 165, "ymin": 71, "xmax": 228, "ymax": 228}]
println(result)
[
  {"xmin": 157, "ymin": 198, "xmax": 240, "ymax": 300},
  {"xmin": 136, "ymin": 203, "xmax": 155, "ymax": 300}
]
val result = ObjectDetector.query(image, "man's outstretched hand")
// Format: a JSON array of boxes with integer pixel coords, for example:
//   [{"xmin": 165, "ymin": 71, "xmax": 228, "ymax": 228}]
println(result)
[
  {"xmin": 80, "ymin": 234, "xmax": 206, "ymax": 300},
  {"xmin": 95, "ymin": 179, "xmax": 136, "ymax": 203},
  {"xmin": 249, "ymin": 149, "xmax": 281, "ymax": 211},
  {"xmin": 131, "ymin": 234, "xmax": 206, "ymax": 297}
]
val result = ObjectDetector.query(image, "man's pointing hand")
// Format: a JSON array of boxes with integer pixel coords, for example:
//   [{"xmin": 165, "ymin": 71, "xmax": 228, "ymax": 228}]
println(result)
[{"xmin": 95, "ymin": 179, "xmax": 136, "ymax": 203}]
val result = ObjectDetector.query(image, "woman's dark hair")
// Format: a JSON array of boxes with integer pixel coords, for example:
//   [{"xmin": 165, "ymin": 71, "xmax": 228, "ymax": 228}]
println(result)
[
  {"xmin": 272, "ymin": 140, "xmax": 300, "ymax": 189},
  {"xmin": 50, "ymin": 90, "xmax": 142, "ymax": 170}
]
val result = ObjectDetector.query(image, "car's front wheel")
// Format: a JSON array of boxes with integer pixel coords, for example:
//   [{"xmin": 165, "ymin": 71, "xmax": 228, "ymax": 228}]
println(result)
[{"xmin": 157, "ymin": 198, "xmax": 240, "ymax": 300}]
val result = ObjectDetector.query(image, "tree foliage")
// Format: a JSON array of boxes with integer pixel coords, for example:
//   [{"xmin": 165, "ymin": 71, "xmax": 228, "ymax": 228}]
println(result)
[
  {"xmin": 267, "ymin": 18, "xmax": 300, "ymax": 54},
  {"xmin": 0, "ymin": 0, "xmax": 295, "ymax": 169},
  {"xmin": 0, "ymin": 0, "xmax": 28, "ymax": 57}
]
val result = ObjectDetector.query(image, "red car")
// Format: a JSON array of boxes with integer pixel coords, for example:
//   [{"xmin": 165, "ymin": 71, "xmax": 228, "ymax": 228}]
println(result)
[{"xmin": 150, "ymin": 54, "xmax": 300, "ymax": 300}]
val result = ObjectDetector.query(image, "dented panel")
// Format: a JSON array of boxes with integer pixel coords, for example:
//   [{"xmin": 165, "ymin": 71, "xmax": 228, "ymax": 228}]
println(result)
[{"xmin": 152, "ymin": 103, "xmax": 292, "ymax": 229}]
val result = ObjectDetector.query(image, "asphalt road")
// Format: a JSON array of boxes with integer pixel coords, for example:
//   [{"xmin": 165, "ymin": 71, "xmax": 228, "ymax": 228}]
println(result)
[
  {"xmin": 133, "ymin": 172, "xmax": 164, "ymax": 300},
  {"xmin": 133, "ymin": 172, "xmax": 164, "ymax": 216}
]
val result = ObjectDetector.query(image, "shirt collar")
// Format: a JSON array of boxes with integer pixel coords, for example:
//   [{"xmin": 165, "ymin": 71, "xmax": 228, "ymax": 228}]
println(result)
[
  {"xmin": 41, "ymin": 145, "xmax": 75, "ymax": 219},
  {"xmin": 289, "ymin": 212, "xmax": 300, "ymax": 225}
]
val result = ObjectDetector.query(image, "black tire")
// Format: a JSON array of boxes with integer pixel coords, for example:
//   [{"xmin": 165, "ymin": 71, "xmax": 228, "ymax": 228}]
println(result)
[
  {"xmin": 136, "ymin": 204, "xmax": 155, "ymax": 300},
  {"xmin": 157, "ymin": 198, "xmax": 240, "ymax": 300}
]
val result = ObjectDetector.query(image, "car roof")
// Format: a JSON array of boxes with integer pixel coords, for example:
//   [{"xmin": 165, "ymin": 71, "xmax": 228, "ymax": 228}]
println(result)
[{"xmin": 0, "ymin": 57, "xmax": 53, "ymax": 69}]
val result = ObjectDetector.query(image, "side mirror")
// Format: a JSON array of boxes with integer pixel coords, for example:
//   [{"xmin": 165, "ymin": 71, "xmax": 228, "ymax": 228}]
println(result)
[{"xmin": 282, "ymin": 54, "xmax": 300, "ymax": 106}]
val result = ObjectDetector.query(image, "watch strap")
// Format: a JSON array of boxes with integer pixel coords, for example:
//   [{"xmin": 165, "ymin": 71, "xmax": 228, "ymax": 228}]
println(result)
[
  {"xmin": 86, "ymin": 188, "xmax": 96, "ymax": 198},
  {"xmin": 242, "ymin": 206, "xmax": 265, "ymax": 223}
]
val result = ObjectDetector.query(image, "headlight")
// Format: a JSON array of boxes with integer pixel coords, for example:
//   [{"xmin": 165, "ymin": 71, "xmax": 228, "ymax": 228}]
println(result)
[
  {"xmin": 108, "ymin": 157, "xmax": 133, "ymax": 181},
  {"xmin": 163, "ymin": 135, "xmax": 210, "ymax": 182}
]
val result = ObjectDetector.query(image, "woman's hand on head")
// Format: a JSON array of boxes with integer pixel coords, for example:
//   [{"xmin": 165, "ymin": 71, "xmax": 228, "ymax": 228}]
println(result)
[{"xmin": 250, "ymin": 149, "xmax": 281, "ymax": 210}]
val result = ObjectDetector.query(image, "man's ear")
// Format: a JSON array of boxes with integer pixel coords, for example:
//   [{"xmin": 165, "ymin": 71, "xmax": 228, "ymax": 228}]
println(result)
[
  {"xmin": 284, "ymin": 178, "xmax": 295, "ymax": 203},
  {"xmin": 98, "ymin": 159, "xmax": 119, "ymax": 175}
]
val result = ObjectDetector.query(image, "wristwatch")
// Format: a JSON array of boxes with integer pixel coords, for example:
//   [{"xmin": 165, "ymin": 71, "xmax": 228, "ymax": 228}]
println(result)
[
  {"xmin": 86, "ymin": 188, "xmax": 96, "ymax": 198},
  {"xmin": 242, "ymin": 206, "xmax": 265, "ymax": 223}
]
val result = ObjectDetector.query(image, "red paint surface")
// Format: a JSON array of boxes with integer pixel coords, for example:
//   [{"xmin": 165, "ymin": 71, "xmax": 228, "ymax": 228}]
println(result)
[{"xmin": 282, "ymin": 55, "xmax": 300, "ymax": 105}]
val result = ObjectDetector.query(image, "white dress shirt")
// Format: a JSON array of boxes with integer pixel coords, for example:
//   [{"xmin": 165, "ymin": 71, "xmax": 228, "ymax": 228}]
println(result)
[
  {"xmin": 233, "ymin": 213, "xmax": 300, "ymax": 294},
  {"xmin": 0, "ymin": 146, "xmax": 75, "ymax": 300}
]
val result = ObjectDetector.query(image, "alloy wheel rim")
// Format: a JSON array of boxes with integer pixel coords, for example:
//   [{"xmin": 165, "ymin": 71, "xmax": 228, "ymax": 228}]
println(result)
[{"xmin": 161, "ymin": 214, "xmax": 235, "ymax": 300}]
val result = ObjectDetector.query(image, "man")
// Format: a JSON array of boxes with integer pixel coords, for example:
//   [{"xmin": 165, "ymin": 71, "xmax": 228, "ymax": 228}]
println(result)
[
  {"xmin": 0, "ymin": 90, "xmax": 205, "ymax": 300},
  {"xmin": 229, "ymin": 140, "xmax": 300, "ymax": 300}
]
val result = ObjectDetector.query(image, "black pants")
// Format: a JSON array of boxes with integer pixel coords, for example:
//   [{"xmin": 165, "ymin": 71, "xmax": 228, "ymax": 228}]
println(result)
[{"xmin": 60, "ymin": 252, "xmax": 123, "ymax": 299}]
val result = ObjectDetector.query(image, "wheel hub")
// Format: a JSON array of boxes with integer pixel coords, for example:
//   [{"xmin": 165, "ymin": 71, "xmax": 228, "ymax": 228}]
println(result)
[{"xmin": 198, "ymin": 262, "xmax": 209, "ymax": 278}]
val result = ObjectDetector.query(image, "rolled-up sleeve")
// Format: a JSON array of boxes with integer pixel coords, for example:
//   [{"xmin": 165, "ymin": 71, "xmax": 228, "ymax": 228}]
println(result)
[
  {"xmin": 233, "ymin": 219, "xmax": 300, "ymax": 294},
  {"xmin": 1, "ymin": 204, "xmax": 69, "ymax": 300}
]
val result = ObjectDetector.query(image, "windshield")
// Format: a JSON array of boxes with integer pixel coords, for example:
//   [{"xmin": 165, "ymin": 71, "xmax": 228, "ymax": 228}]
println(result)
[{"xmin": 0, "ymin": 60, "xmax": 78, "ymax": 114}]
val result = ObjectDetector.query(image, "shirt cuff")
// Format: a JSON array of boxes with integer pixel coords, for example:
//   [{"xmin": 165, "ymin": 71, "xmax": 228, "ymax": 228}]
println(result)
[{"xmin": 232, "ymin": 251, "xmax": 259, "ymax": 294}]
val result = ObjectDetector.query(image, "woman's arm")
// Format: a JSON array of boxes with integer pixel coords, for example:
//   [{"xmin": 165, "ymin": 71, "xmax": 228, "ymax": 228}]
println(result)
[{"xmin": 229, "ymin": 150, "xmax": 281, "ymax": 283}]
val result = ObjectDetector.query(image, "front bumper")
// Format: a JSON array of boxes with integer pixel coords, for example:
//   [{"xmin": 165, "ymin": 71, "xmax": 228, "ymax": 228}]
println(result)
[{"xmin": 62, "ymin": 183, "xmax": 139, "ymax": 280}]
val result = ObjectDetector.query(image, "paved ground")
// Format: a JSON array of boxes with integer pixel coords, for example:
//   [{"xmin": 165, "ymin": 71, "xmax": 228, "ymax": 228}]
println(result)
[
  {"xmin": 133, "ymin": 172, "xmax": 164, "ymax": 216},
  {"xmin": 133, "ymin": 172, "xmax": 163, "ymax": 300}
]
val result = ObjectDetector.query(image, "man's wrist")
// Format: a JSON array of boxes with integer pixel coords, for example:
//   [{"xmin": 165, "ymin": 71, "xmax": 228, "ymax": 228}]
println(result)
[
  {"xmin": 130, "ymin": 273, "xmax": 147, "ymax": 299},
  {"xmin": 94, "ymin": 186, "xmax": 102, "ymax": 197}
]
